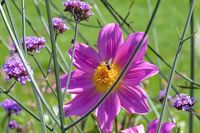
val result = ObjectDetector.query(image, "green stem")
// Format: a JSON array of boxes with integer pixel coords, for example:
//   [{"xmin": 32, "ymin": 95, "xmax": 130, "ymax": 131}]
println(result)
[
  {"xmin": 21, "ymin": 0, "xmax": 27, "ymax": 55},
  {"xmin": 115, "ymin": 117, "xmax": 118, "ymax": 133},
  {"xmin": 62, "ymin": 18, "xmax": 79, "ymax": 101},
  {"xmin": 44, "ymin": 0, "xmax": 65, "ymax": 132},
  {"xmin": 156, "ymin": 0, "xmax": 196, "ymax": 132},
  {"xmin": 31, "ymin": 84, "xmax": 47, "ymax": 133},
  {"xmin": 5, "ymin": 81, "xmax": 16, "ymax": 94},
  {"xmin": 189, "ymin": 0, "xmax": 195, "ymax": 132}
]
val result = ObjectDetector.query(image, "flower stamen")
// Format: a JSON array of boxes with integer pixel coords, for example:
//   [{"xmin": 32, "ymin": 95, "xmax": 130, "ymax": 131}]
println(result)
[{"xmin": 93, "ymin": 62, "xmax": 120, "ymax": 93}]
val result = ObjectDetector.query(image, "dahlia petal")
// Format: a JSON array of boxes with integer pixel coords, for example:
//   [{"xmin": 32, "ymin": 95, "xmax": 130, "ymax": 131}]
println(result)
[
  {"xmin": 121, "ymin": 124, "xmax": 145, "ymax": 133},
  {"xmin": 69, "ymin": 43, "xmax": 101, "ymax": 72},
  {"xmin": 123, "ymin": 61, "xmax": 159, "ymax": 86},
  {"xmin": 64, "ymin": 90, "xmax": 100, "ymax": 117},
  {"xmin": 60, "ymin": 70, "xmax": 94, "ymax": 94},
  {"xmin": 114, "ymin": 32, "xmax": 148, "ymax": 67},
  {"xmin": 97, "ymin": 23, "xmax": 123, "ymax": 61},
  {"xmin": 95, "ymin": 94, "xmax": 121, "ymax": 133},
  {"xmin": 118, "ymin": 85, "xmax": 149, "ymax": 114},
  {"xmin": 147, "ymin": 119, "xmax": 175, "ymax": 133}
]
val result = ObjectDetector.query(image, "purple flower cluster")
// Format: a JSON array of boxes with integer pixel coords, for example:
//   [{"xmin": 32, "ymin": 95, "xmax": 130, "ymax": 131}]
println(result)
[
  {"xmin": 2, "ymin": 55, "xmax": 33, "ymax": 85},
  {"xmin": 64, "ymin": 0, "xmax": 92, "ymax": 21},
  {"xmin": 11, "ymin": 36, "xmax": 46, "ymax": 54},
  {"xmin": 0, "ymin": 99, "xmax": 21, "ymax": 115},
  {"xmin": 52, "ymin": 17, "xmax": 69, "ymax": 34},
  {"xmin": 23, "ymin": 36, "xmax": 46, "ymax": 53},
  {"xmin": 171, "ymin": 94, "xmax": 196, "ymax": 111},
  {"xmin": 8, "ymin": 120, "xmax": 19, "ymax": 129}
]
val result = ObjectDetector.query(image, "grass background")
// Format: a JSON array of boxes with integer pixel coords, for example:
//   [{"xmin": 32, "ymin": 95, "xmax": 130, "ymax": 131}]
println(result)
[{"xmin": 0, "ymin": 0, "xmax": 200, "ymax": 132}]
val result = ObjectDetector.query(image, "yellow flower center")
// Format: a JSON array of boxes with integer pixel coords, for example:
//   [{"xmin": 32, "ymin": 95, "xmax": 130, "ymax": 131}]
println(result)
[{"xmin": 93, "ymin": 62, "xmax": 120, "ymax": 93}]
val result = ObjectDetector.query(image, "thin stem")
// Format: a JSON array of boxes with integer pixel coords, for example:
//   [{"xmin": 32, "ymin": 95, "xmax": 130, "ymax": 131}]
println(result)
[
  {"xmin": 189, "ymin": 0, "xmax": 195, "ymax": 132},
  {"xmin": 62, "ymin": 18, "xmax": 79, "ymax": 101},
  {"xmin": 156, "ymin": 0, "xmax": 196, "ymax": 132},
  {"xmin": 31, "ymin": 84, "xmax": 47, "ymax": 133},
  {"xmin": 5, "ymin": 81, "xmax": 16, "ymax": 94},
  {"xmin": 147, "ymin": 0, "xmax": 162, "ymax": 89},
  {"xmin": 0, "ymin": 4, "xmax": 60, "ymax": 126},
  {"xmin": 46, "ymin": 54, "xmax": 53, "ymax": 77},
  {"xmin": 4, "ymin": 0, "xmax": 24, "ymax": 54},
  {"xmin": 21, "ymin": 0, "xmax": 27, "ymax": 55},
  {"xmin": 44, "ymin": 0, "xmax": 65, "ymax": 132},
  {"xmin": 64, "ymin": 0, "xmax": 161, "ymax": 130},
  {"xmin": 115, "ymin": 117, "xmax": 118, "ymax": 133}
]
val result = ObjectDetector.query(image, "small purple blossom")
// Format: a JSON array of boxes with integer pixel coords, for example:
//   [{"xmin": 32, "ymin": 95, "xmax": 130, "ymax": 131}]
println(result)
[
  {"xmin": 157, "ymin": 89, "xmax": 171, "ymax": 103},
  {"xmin": 64, "ymin": 0, "xmax": 93, "ymax": 21},
  {"xmin": 0, "ymin": 99, "xmax": 21, "ymax": 115},
  {"xmin": 171, "ymin": 94, "xmax": 196, "ymax": 111},
  {"xmin": 8, "ymin": 120, "xmax": 19, "ymax": 129},
  {"xmin": 2, "ymin": 55, "xmax": 33, "ymax": 85},
  {"xmin": 11, "ymin": 36, "xmax": 46, "ymax": 54},
  {"xmin": 52, "ymin": 17, "xmax": 69, "ymax": 34}
]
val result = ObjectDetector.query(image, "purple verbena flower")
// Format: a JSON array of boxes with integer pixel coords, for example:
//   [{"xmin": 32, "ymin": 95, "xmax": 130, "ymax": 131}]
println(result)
[
  {"xmin": 64, "ymin": 0, "xmax": 92, "ymax": 21},
  {"xmin": 2, "ymin": 55, "xmax": 33, "ymax": 85},
  {"xmin": 11, "ymin": 36, "xmax": 46, "ymax": 54},
  {"xmin": 171, "ymin": 94, "xmax": 196, "ymax": 111},
  {"xmin": 52, "ymin": 17, "xmax": 69, "ymax": 34},
  {"xmin": 8, "ymin": 120, "xmax": 19, "ymax": 129},
  {"xmin": 61, "ymin": 23, "xmax": 159, "ymax": 132},
  {"xmin": 0, "ymin": 99, "xmax": 21, "ymax": 115},
  {"xmin": 157, "ymin": 89, "xmax": 171, "ymax": 103}
]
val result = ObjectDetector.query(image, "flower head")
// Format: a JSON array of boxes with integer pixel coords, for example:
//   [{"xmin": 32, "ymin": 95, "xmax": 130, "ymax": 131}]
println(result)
[
  {"xmin": 2, "ymin": 55, "xmax": 33, "ymax": 85},
  {"xmin": 0, "ymin": 99, "xmax": 21, "ymax": 115},
  {"xmin": 11, "ymin": 36, "xmax": 46, "ymax": 54},
  {"xmin": 8, "ymin": 120, "xmax": 19, "ymax": 129},
  {"xmin": 171, "ymin": 94, "xmax": 196, "ymax": 111},
  {"xmin": 64, "ymin": 0, "xmax": 92, "ymax": 21},
  {"xmin": 52, "ymin": 17, "xmax": 69, "ymax": 34},
  {"xmin": 61, "ymin": 23, "xmax": 159, "ymax": 132}
]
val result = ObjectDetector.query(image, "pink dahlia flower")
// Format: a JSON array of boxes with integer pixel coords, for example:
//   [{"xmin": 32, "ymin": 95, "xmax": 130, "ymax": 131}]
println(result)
[
  {"xmin": 146, "ymin": 119, "xmax": 175, "ymax": 133},
  {"xmin": 121, "ymin": 119, "xmax": 175, "ymax": 133},
  {"xmin": 61, "ymin": 23, "xmax": 159, "ymax": 132}
]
